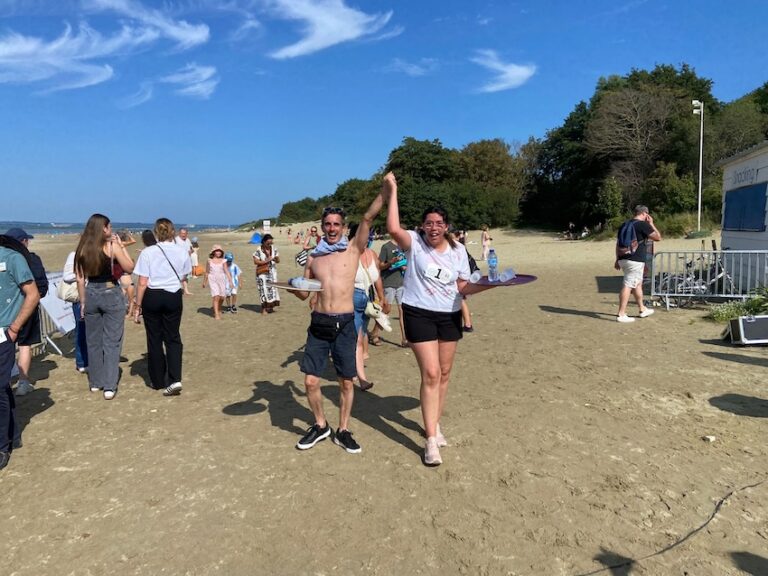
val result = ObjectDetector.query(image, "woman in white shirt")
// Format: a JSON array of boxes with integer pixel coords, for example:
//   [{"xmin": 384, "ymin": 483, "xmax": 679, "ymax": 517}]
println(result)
[
  {"xmin": 133, "ymin": 219, "xmax": 192, "ymax": 397},
  {"xmin": 383, "ymin": 172, "xmax": 493, "ymax": 466}
]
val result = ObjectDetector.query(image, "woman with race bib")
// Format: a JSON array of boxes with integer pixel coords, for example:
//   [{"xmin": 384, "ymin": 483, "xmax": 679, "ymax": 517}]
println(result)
[{"xmin": 382, "ymin": 172, "xmax": 493, "ymax": 466}]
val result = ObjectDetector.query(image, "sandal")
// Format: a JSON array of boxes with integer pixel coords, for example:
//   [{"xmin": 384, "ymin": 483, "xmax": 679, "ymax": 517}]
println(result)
[
  {"xmin": 360, "ymin": 380, "xmax": 374, "ymax": 391},
  {"xmin": 368, "ymin": 336, "xmax": 382, "ymax": 346}
]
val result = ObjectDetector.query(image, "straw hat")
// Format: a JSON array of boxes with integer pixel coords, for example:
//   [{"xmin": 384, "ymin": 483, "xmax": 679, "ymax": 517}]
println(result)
[{"xmin": 209, "ymin": 244, "xmax": 224, "ymax": 257}]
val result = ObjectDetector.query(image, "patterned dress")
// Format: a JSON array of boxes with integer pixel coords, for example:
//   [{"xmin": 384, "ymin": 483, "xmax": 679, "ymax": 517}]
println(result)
[
  {"xmin": 207, "ymin": 259, "xmax": 228, "ymax": 297},
  {"xmin": 253, "ymin": 247, "xmax": 280, "ymax": 305}
]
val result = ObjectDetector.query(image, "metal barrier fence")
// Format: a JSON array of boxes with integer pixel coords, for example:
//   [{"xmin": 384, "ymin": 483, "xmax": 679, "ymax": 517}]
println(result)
[{"xmin": 651, "ymin": 250, "xmax": 768, "ymax": 307}]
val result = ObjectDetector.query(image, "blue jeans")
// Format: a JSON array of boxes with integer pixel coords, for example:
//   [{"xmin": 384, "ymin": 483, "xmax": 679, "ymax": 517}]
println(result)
[
  {"xmin": 84, "ymin": 283, "xmax": 126, "ymax": 392},
  {"xmin": 72, "ymin": 301, "xmax": 88, "ymax": 369},
  {"xmin": 0, "ymin": 331, "xmax": 17, "ymax": 453}
]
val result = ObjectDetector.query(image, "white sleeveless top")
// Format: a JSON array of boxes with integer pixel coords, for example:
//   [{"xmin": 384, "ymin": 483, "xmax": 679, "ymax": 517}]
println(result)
[{"xmin": 354, "ymin": 253, "xmax": 380, "ymax": 291}]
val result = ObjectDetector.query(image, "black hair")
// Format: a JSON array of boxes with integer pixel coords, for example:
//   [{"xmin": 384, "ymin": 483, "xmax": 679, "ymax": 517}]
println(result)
[
  {"xmin": 141, "ymin": 229, "xmax": 156, "ymax": 247},
  {"xmin": 419, "ymin": 206, "xmax": 456, "ymax": 248}
]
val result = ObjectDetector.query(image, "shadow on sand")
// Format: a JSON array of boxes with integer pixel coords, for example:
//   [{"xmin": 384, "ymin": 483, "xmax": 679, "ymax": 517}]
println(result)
[
  {"xmin": 709, "ymin": 393, "xmax": 768, "ymax": 418},
  {"xmin": 731, "ymin": 552, "xmax": 768, "ymax": 575}
]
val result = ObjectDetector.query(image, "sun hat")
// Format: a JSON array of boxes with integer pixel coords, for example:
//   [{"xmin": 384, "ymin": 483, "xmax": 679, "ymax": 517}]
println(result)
[
  {"xmin": 224, "ymin": 252, "xmax": 234, "ymax": 262},
  {"xmin": 210, "ymin": 244, "xmax": 224, "ymax": 257}
]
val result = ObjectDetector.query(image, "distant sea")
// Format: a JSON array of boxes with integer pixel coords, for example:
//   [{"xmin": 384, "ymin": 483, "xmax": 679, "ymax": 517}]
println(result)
[{"xmin": 0, "ymin": 221, "xmax": 234, "ymax": 237}]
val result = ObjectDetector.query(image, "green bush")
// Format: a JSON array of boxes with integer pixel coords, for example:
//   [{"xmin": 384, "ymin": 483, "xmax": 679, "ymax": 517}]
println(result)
[{"xmin": 708, "ymin": 287, "xmax": 768, "ymax": 322}]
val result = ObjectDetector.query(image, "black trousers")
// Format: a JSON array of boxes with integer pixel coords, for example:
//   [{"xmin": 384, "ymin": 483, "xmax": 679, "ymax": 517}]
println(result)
[{"xmin": 142, "ymin": 288, "xmax": 183, "ymax": 389}]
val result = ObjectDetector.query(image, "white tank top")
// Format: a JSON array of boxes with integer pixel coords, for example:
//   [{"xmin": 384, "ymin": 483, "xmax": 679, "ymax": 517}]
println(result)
[{"xmin": 354, "ymin": 253, "xmax": 380, "ymax": 290}]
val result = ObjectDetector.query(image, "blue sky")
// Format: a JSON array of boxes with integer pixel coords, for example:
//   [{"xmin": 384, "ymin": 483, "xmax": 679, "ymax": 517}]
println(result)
[{"xmin": 2, "ymin": 0, "xmax": 767, "ymax": 225}]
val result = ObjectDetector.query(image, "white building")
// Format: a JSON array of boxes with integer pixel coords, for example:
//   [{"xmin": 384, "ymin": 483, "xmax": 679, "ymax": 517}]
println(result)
[{"xmin": 719, "ymin": 141, "xmax": 768, "ymax": 291}]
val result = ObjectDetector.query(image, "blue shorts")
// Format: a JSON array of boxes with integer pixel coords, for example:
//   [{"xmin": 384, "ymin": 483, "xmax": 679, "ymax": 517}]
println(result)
[
  {"xmin": 300, "ymin": 312, "xmax": 357, "ymax": 379},
  {"xmin": 353, "ymin": 287, "xmax": 368, "ymax": 334}
]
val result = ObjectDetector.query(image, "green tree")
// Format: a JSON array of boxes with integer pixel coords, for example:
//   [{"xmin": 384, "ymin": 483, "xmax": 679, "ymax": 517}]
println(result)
[
  {"xmin": 385, "ymin": 137, "xmax": 459, "ymax": 183},
  {"xmin": 641, "ymin": 161, "xmax": 696, "ymax": 214},
  {"xmin": 596, "ymin": 177, "xmax": 624, "ymax": 223},
  {"xmin": 279, "ymin": 197, "xmax": 321, "ymax": 223}
]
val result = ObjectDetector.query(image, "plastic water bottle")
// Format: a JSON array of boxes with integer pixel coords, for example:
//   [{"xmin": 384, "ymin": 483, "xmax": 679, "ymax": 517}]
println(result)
[
  {"xmin": 290, "ymin": 277, "xmax": 322, "ymax": 290},
  {"xmin": 498, "ymin": 268, "xmax": 516, "ymax": 282},
  {"xmin": 487, "ymin": 249, "xmax": 499, "ymax": 282}
]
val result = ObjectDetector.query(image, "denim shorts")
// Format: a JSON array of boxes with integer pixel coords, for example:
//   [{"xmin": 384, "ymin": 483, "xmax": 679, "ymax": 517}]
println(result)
[
  {"xmin": 300, "ymin": 312, "xmax": 357, "ymax": 379},
  {"xmin": 353, "ymin": 287, "xmax": 368, "ymax": 334}
]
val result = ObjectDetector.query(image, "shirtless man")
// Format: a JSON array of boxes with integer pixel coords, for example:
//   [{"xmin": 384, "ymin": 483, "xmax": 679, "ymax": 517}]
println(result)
[{"xmin": 292, "ymin": 176, "xmax": 389, "ymax": 453}]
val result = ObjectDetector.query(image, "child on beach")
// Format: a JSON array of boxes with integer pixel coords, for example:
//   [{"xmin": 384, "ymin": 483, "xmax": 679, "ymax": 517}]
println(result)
[
  {"xmin": 190, "ymin": 240, "xmax": 202, "ymax": 277},
  {"xmin": 202, "ymin": 245, "xmax": 232, "ymax": 320},
  {"xmin": 224, "ymin": 252, "xmax": 242, "ymax": 313}
]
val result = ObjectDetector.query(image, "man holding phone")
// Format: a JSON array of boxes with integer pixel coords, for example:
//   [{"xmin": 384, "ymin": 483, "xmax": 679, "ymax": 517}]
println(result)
[{"xmin": 615, "ymin": 205, "xmax": 661, "ymax": 323}]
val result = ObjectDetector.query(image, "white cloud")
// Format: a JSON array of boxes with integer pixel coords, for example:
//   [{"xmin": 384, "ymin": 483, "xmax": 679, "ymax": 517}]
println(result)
[
  {"xmin": 229, "ymin": 15, "xmax": 262, "ymax": 42},
  {"xmin": 118, "ymin": 80, "xmax": 153, "ymax": 108},
  {"xmin": 386, "ymin": 57, "xmax": 438, "ymax": 78},
  {"xmin": 470, "ymin": 49, "xmax": 536, "ymax": 93},
  {"xmin": 0, "ymin": 1, "xmax": 210, "ymax": 92},
  {"xmin": 267, "ymin": 0, "xmax": 394, "ymax": 59},
  {"xmin": 0, "ymin": 21, "xmax": 155, "ymax": 90},
  {"xmin": 85, "ymin": 0, "xmax": 210, "ymax": 50},
  {"xmin": 160, "ymin": 63, "xmax": 219, "ymax": 99}
]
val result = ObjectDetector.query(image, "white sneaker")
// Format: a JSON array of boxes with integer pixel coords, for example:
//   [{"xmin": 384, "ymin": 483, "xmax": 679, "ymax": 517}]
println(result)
[
  {"xmin": 639, "ymin": 309, "xmax": 654, "ymax": 318},
  {"xmin": 15, "ymin": 380, "xmax": 34, "ymax": 396},
  {"xmin": 436, "ymin": 424, "xmax": 448, "ymax": 448},
  {"xmin": 103, "ymin": 390, "xmax": 116, "ymax": 400},
  {"xmin": 424, "ymin": 437, "xmax": 442, "ymax": 466},
  {"xmin": 163, "ymin": 382, "xmax": 182, "ymax": 396},
  {"xmin": 616, "ymin": 314, "xmax": 635, "ymax": 323}
]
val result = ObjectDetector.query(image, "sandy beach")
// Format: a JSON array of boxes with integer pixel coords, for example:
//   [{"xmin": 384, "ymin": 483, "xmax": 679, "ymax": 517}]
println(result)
[{"xmin": 2, "ymin": 226, "xmax": 767, "ymax": 575}]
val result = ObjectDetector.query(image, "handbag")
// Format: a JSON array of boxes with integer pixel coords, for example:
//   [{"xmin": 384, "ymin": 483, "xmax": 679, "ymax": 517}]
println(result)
[
  {"xmin": 365, "ymin": 298, "xmax": 383, "ymax": 319},
  {"xmin": 56, "ymin": 280, "xmax": 79, "ymax": 303},
  {"xmin": 295, "ymin": 249, "xmax": 309, "ymax": 267}
]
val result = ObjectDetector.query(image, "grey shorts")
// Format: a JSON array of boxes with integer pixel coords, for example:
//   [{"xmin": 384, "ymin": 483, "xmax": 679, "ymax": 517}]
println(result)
[
  {"xmin": 384, "ymin": 286, "xmax": 404, "ymax": 306},
  {"xmin": 300, "ymin": 312, "xmax": 357, "ymax": 379}
]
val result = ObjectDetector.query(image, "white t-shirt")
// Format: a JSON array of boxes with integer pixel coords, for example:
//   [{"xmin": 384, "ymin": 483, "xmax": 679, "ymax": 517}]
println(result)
[
  {"xmin": 175, "ymin": 236, "xmax": 193, "ymax": 255},
  {"xmin": 402, "ymin": 230, "xmax": 470, "ymax": 313},
  {"xmin": 134, "ymin": 242, "xmax": 192, "ymax": 292}
]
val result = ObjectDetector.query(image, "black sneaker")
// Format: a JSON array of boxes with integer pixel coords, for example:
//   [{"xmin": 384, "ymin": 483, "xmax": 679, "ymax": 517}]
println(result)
[
  {"xmin": 296, "ymin": 423, "xmax": 332, "ymax": 450},
  {"xmin": 0, "ymin": 451, "xmax": 10, "ymax": 471},
  {"xmin": 333, "ymin": 429, "xmax": 362, "ymax": 454},
  {"xmin": 231, "ymin": 306, "xmax": 238, "ymax": 313}
]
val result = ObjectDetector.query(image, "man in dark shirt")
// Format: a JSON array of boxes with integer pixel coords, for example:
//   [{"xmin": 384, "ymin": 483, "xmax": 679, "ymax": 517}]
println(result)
[{"xmin": 614, "ymin": 205, "xmax": 662, "ymax": 323}]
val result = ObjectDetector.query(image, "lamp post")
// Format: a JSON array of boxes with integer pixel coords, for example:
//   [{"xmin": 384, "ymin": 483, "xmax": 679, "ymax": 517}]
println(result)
[{"xmin": 692, "ymin": 99, "xmax": 704, "ymax": 231}]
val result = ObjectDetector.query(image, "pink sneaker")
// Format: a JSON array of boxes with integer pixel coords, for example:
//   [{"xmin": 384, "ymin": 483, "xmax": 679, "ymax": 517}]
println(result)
[{"xmin": 424, "ymin": 437, "xmax": 442, "ymax": 466}]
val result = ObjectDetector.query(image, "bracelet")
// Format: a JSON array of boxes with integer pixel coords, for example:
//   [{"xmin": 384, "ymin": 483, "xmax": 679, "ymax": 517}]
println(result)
[{"xmin": 8, "ymin": 326, "xmax": 18, "ymax": 334}]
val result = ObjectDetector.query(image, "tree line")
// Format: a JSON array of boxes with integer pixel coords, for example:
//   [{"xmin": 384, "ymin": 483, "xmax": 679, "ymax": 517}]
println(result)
[{"xmin": 274, "ymin": 64, "xmax": 768, "ymax": 233}]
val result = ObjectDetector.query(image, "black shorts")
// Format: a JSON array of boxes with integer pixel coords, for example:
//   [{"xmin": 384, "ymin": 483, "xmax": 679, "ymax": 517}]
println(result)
[
  {"xmin": 300, "ymin": 312, "xmax": 357, "ymax": 379},
  {"xmin": 402, "ymin": 303, "xmax": 462, "ymax": 343},
  {"xmin": 17, "ymin": 308, "xmax": 42, "ymax": 346}
]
